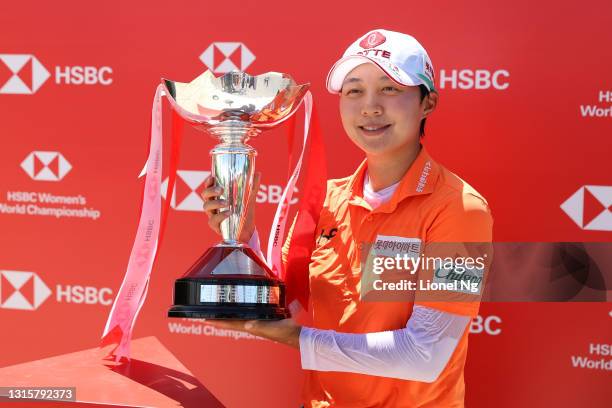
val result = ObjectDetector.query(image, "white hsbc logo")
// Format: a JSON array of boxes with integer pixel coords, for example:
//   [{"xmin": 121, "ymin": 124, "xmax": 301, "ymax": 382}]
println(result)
[
  {"xmin": 0, "ymin": 270, "xmax": 113, "ymax": 310},
  {"xmin": 0, "ymin": 270, "xmax": 52, "ymax": 310},
  {"xmin": 21, "ymin": 151, "xmax": 72, "ymax": 181},
  {"xmin": 161, "ymin": 169, "xmax": 298, "ymax": 212},
  {"xmin": 161, "ymin": 170, "xmax": 211, "ymax": 212},
  {"xmin": 0, "ymin": 53, "xmax": 113, "ymax": 95},
  {"xmin": 0, "ymin": 54, "xmax": 50, "ymax": 94},
  {"xmin": 199, "ymin": 43, "xmax": 255, "ymax": 74},
  {"xmin": 561, "ymin": 185, "xmax": 612, "ymax": 231}
]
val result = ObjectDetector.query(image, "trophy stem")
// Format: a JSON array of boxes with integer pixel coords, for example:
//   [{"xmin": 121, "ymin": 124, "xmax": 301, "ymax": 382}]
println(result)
[{"xmin": 209, "ymin": 123, "xmax": 259, "ymax": 245}]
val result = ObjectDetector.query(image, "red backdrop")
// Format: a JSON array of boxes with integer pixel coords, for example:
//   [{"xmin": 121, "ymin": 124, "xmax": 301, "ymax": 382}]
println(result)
[{"xmin": 1, "ymin": 1, "xmax": 610, "ymax": 407}]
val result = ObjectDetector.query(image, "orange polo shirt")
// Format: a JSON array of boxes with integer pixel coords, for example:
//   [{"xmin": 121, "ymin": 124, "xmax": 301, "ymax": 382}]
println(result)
[{"xmin": 296, "ymin": 145, "xmax": 493, "ymax": 408}]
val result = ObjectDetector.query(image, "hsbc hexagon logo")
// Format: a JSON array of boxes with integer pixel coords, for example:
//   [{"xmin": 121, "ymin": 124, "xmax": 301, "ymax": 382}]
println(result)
[
  {"xmin": 161, "ymin": 170, "xmax": 210, "ymax": 212},
  {"xmin": 561, "ymin": 185, "xmax": 612, "ymax": 231},
  {"xmin": 21, "ymin": 151, "xmax": 72, "ymax": 181},
  {"xmin": 0, "ymin": 270, "xmax": 51, "ymax": 310},
  {"xmin": 199, "ymin": 43, "xmax": 255, "ymax": 74},
  {"xmin": 0, "ymin": 54, "xmax": 50, "ymax": 94}
]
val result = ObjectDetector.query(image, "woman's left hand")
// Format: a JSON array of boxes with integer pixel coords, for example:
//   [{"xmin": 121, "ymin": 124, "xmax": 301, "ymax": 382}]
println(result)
[{"xmin": 205, "ymin": 318, "xmax": 302, "ymax": 349}]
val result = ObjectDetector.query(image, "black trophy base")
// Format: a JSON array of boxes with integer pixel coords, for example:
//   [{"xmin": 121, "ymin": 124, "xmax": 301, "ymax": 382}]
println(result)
[
  {"xmin": 168, "ymin": 304, "xmax": 289, "ymax": 320},
  {"xmin": 168, "ymin": 245, "xmax": 290, "ymax": 321}
]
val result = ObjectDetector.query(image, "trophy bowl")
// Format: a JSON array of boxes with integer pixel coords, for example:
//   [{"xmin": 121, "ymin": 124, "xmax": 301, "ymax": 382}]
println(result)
[{"xmin": 166, "ymin": 70, "xmax": 309, "ymax": 320}]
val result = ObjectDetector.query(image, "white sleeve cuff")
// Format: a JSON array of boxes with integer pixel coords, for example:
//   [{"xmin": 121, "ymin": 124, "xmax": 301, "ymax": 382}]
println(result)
[{"xmin": 299, "ymin": 326, "xmax": 320, "ymax": 370}]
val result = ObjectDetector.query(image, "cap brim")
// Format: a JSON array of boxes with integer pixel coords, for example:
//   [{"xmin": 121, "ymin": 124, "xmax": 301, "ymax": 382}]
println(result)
[{"xmin": 326, "ymin": 55, "xmax": 423, "ymax": 94}]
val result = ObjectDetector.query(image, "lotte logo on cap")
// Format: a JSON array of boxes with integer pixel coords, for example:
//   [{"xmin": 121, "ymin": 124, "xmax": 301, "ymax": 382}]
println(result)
[
  {"xmin": 199, "ymin": 43, "xmax": 255, "ymax": 74},
  {"xmin": 21, "ymin": 151, "xmax": 72, "ymax": 181},
  {"xmin": 161, "ymin": 170, "xmax": 210, "ymax": 212},
  {"xmin": 360, "ymin": 31, "xmax": 387, "ymax": 49},
  {"xmin": 560, "ymin": 185, "xmax": 612, "ymax": 231},
  {"xmin": 0, "ymin": 270, "xmax": 52, "ymax": 310}
]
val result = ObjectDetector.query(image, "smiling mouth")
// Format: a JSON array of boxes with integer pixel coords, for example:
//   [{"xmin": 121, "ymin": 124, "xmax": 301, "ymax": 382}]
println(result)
[{"xmin": 358, "ymin": 124, "xmax": 391, "ymax": 134}]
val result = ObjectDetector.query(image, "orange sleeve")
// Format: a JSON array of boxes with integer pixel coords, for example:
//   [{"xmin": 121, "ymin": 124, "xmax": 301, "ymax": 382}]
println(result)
[
  {"xmin": 415, "ymin": 192, "xmax": 493, "ymax": 317},
  {"xmin": 426, "ymin": 192, "xmax": 493, "ymax": 243}
]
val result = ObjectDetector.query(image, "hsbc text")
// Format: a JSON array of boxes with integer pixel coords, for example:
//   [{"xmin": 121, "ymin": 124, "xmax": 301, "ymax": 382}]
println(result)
[
  {"xmin": 56, "ymin": 285, "xmax": 113, "ymax": 305},
  {"xmin": 470, "ymin": 315, "xmax": 502, "ymax": 335},
  {"xmin": 256, "ymin": 185, "xmax": 298, "ymax": 204},
  {"xmin": 589, "ymin": 343, "xmax": 611, "ymax": 356},
  {"xmin": 55, "ymin": 66, "xmax": 113, "ymax": 85},
  {"xmin": 438, "ymin": 69, "xmax": 509, "ymax": 90},
  {"xmin": 7, "ymin": 191, "xmax": 86, "ymax": 205}
]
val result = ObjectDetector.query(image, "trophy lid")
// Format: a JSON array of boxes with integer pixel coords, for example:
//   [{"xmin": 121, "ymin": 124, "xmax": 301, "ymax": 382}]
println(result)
[{"xmin": 162, "ymin": 71, "xmax": 309, "ymax": 129}]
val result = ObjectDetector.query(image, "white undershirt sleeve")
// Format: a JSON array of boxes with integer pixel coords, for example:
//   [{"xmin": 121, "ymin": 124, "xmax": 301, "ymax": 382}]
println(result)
[{"xmin": 299, "ymin": 305, "xmax": 470, "ymax": 383}]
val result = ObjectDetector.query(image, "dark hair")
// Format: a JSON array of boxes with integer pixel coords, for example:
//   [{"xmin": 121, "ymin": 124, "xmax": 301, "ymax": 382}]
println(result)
[{"xmin": 418, "ymin": 84, "xmax": 430, "ymax": 137}]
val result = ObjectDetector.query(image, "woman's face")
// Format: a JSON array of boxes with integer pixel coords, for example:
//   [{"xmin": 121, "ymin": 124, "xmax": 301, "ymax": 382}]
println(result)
[{"xmin": 339, "ymin": 63, "xmax": 431, "ymax": 158}]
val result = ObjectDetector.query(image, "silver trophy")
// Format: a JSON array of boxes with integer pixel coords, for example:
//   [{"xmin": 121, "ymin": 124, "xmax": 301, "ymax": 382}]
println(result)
[{"xmin": 166, "ymin": 70, "xmax": 309, "ymax": 319}]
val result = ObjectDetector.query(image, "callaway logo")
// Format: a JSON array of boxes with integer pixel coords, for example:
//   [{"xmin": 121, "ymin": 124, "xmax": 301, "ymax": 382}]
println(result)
[
  {"xmin": 161, "ymin": 170, "xmax": 210, "ymax": 212},
  {"xmin": 0, "ymin": 270, "xmax": 51, "ymax": 310},
  {"xmin": 21, "ymin": 151, "xmax": 72, "ymax": 181},
  {"xmin": 199, "ymin": 43, "xmax": 255, "ymax": 74},
  {"xmin": 433, "ymin": 255, "xmax": 484, "ymax": 295},
  {"xmin": 360, "ymin": 31, "xmax": 386, "ymax": 49},
  {"xmin": 0, "ymin": 54, "xmax": 50, "ymax": 94},
  {"xmin": 561, "ymin": 185, "xmax": 612, "ymax": 231}
]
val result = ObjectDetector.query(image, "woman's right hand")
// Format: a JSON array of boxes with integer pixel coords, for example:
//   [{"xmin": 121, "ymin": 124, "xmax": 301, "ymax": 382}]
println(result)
[{"xmin": 200, "ymin": 172, "xmax": 261, "ymax": 242}]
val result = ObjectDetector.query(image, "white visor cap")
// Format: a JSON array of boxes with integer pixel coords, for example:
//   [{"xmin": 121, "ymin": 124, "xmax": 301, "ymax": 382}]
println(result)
[{"xmin": 326, "ymin": 29, "xmax": 436, "ymax": 94}]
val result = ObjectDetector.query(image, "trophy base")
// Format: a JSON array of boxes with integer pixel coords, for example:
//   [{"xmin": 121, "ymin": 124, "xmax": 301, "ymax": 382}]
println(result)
[
  {"xmin": 168, "ymin": 245, "xmax": 290, "ymax": 320},
  {"xmin": 168, "ymin": 304, "xmax": 289, "ymax": 320}
]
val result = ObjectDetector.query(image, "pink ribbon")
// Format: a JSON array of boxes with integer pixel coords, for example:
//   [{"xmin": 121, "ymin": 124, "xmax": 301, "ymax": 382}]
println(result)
[
  {"xmin": 266, "ymin": 92, "xmax": 313, "ymax": 276},
  {"xmin": 100, "ymin": 85, "xmax": 165, "ymax": 361}
]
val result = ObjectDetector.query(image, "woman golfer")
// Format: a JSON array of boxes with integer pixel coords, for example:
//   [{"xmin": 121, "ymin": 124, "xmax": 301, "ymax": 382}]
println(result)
[{"xmin": 201, "ymin": 29, "xmax": 493, "ymax": 408}]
